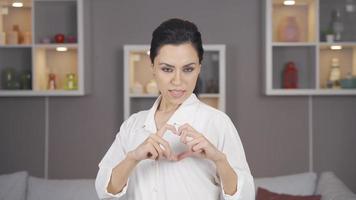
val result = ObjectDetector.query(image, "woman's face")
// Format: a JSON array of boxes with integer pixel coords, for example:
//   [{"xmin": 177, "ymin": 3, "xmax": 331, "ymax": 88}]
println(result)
[{"xmin": 153, "ymin": 43, "xmax": 201, "ymax": 107}]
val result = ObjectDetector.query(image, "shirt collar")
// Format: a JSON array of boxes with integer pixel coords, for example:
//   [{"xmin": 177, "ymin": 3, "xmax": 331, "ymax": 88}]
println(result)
[{"xmin": 143, "ymin": 93, "xmax": 200, "ymax": 133}]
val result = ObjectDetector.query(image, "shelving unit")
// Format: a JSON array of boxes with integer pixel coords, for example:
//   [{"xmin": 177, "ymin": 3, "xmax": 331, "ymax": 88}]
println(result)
[
  {"xmin": 123, "ymin": 45, "xmax": 226, "ymax": 119},
  {"xmin": 0, "ymin": 0, "xmax": 91, "ymax": 96},
  {"xmin": 266, "ymin": 0, "xmax": 356, "ymax": 95}
]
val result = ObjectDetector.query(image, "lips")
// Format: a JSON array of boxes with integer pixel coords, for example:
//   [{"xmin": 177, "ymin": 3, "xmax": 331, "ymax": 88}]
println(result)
[{"xmin": 169, "ymin": 90, "xmax": 185, "ymax": 98}]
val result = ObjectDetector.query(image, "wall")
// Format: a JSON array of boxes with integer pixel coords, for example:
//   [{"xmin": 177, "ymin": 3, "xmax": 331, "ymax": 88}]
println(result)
[{"xmin": 0, "ymin": 0, "xmax": 355, "ymax": 192}]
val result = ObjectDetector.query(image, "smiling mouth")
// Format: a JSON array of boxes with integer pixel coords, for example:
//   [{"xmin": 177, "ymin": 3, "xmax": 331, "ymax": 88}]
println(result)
[{"xmin": 169, "ymin": 90, "xmax": 185, "ymax": 98}]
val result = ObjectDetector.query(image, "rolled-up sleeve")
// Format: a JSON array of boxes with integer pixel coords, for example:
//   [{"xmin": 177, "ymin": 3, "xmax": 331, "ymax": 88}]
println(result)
[
  {"xmin": 95, "ymin": 121, "xmax": 130, "ymax": 199},
  {"xmin": 212, "ymin": 114, "xmax": 255, "ymax": 200}
]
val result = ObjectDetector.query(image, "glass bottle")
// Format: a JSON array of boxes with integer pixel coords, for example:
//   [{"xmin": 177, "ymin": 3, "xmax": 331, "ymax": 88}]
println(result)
[
  {"xmin": 328, "ymin": 58, "xmax": 341, "ymax": 89},
  {"xmin": 65, "ymin": 73, "xmax": 77, "ymax": 90},
  {"xmin": 331, "ymin": 9, "xmax": 344, "ymax": 41},
  {"xmin": 48, "ymin": 73, "xmax": 56, "ymax": 90},
  {"xmin": 20, "ymin": 70, "xmax": 32, "ymax": 90}
]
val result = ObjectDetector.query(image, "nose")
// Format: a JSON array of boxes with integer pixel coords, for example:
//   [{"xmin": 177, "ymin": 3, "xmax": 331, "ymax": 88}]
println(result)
[{"xmin": 171, "ymin": 70, "xmax": 181, "ymax": 85}]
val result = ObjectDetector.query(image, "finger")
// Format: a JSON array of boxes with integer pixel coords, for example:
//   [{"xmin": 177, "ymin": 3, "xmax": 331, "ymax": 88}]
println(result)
[
  {"xmin": 177, "ymin": 151, "xmax": 193, "ymax": 161},
  {"xmin": 186, "ymin": 136, "xmax": 204, "ymax": 151},
  {"xmin": 150, "ymin": 134, "xmax": 172, "ymax": 159},
  {"xmin": 146, "ymin": 144, "xmax": 158, "ymax": 160},
  {"xmin": 178, "ymin": 124, "xmax": 200, "ymax": 139},
  {"xmin": 180, "ymin": 129, "xmax": 196, "ymax": 144},
  {"xmin": 177, "ymin": 123, "xmax": 194, "ymax": 134},
  {"xmin": 192, "ymin": 140, "xmax": 209, "ymax": 152},
  {"xmin": 148, "ymin": 140, "xmax": 164, "ymax": 160},
  {"xmin": 157, "ymin": 124, "xmax": 178, "ymax": 137}
]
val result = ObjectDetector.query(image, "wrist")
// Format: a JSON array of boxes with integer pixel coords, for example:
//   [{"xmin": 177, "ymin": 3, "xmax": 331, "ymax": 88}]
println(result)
[
  {"xmin": 213, "ymin": 152, "xmax": 227, "ymax": 165},
  {"xmin": 126, "ymin": 151, "xmax": 140, "ymax": 164}
]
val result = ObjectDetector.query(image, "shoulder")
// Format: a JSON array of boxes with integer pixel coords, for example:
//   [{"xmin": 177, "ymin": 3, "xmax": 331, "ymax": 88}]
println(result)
[
  {"xmin": 122, "ymin": 110, "xmax": 149, "ymax": 129},
  {"xmin": 197, "ymin": 100, "xmax": 232, "ymax": 122}
]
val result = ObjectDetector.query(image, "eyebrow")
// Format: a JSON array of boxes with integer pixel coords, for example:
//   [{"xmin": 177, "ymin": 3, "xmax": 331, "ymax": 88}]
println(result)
[{"xmin": 159, "ymin": 62, "xmax": 197, "ymax": 68}]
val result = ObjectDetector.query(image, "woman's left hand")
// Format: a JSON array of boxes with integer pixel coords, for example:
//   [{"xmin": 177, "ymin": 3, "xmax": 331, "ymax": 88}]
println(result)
[{"xmin": 177, "ymin": 123, "xmax": 225, "ymax": 162}]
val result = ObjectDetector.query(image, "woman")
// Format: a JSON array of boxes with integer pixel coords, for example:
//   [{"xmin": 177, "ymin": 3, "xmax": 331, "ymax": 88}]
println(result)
[{"xmin": 95, "ymin": 18, "xmax": 255, "ymax": 200}]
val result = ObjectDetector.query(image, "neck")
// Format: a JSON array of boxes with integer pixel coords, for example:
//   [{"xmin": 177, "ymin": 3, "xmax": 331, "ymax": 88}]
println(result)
[{"xmin": 157, "ymin": 97, "xmax": 180, "ymax": 113}]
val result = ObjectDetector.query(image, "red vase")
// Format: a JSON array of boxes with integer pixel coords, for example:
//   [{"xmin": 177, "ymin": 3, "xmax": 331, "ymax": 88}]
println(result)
[
  {"xmin": 282, "ymin": 62, "xmax": 298, "ymax": 89},
  {"xmin": 54, "ymin": 34, "xmax": 65, "ymax": 43}
]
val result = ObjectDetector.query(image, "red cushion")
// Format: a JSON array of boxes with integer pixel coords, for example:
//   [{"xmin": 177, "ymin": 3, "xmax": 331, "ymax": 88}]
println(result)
[{"xmin": 256, "ymin": 187, "xmax": 321, "ymax": 200}]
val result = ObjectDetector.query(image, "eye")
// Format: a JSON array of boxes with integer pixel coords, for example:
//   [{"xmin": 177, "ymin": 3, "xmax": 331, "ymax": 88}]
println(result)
[
  {"xmin": 183, "ymin": 67, "xmax": 194, "ymax": 72},
  {"xmin": 161, "ymin": 67, "xmax": 173, "ymax": 72}
]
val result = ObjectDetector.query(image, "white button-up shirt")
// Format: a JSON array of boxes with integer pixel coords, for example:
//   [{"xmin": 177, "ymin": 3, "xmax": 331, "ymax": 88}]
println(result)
[{"xmin": 95, "ymin": 94, "xmax": 255, "ymax": 200}]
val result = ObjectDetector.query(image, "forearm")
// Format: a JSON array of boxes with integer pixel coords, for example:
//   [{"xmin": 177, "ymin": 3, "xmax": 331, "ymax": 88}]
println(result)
[
  {"xmin": 215, "ymin": 155, "xmax": 238, "ymax": 195},
  {"xmin": 107, "ymin": 152, "xmax": 139, "ymax": 194}
]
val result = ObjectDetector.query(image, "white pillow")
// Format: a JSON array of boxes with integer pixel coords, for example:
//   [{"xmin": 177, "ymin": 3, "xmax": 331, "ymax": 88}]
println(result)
[
  {"xmin": 254, "ymin": 172, "xmax": 317, "ymax": 195},
  {"xmin": 27, "ymin": 176, "xmax": 99, "ymax": 200},
  {"xmin": 0, "ymin": 171, "xmax": 28, "ymax": 200},
  {"xmin": 316, "ymin": 171, "xmax": 356, "ymax": 200}
]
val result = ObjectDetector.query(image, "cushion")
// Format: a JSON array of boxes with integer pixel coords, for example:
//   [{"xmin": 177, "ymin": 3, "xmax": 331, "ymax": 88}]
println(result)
[
  {"xmin": 316, "ymin": 171, "xmax": 356, "ymax": 200},
  {"xmin": 256, "ymin": 187, "xmax": 321, "ymax": 200},
  {"xmin": 0, "ymin": 171, "xmax": 28, "ymax": 200},
  {"xmin": 27, "ymin": 176, "xmax": 99, "ymax": 200},
  {"xmin": 254, "ymin": 172, "xmax": 317, "ymax": 195}
]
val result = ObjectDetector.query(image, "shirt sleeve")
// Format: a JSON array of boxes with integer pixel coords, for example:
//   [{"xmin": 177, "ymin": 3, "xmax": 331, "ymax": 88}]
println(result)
[
  {"xmin": 95, "ymin": 121, "xmax": 130, "ymax": 199},
  {"xmin": 211, "ymin": 114, "xmax": 256, "ymax": 200}
]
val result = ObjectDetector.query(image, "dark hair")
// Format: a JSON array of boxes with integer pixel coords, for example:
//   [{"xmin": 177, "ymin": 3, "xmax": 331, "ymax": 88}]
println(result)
[
  {"xmin": 150, "ymin": 18, "xmax": 204, "ymax": 95},
  {"xmin": 149, "ymin": 18, "xmax": 204, "ymax": 64}
]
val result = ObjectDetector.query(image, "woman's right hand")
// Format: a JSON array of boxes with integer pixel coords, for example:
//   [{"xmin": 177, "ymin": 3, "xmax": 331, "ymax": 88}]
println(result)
[{"xmin": 128, "ymin": 124, "xmax": 178, "ymax": 162}]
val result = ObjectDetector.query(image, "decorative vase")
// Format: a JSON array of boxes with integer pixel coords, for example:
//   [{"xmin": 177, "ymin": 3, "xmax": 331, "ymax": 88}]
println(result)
[
  {"xmin": 146, "ymin": 80, "xmax": 159, "ymax": 94},
  {"xmin": 54, "ymin": 34, "xmax": 65, "ymax": 43},
  {"xmin": 282, "ymin": 62, "xmax": 298, "ymax": 89},
  {"xmin": 1, "ymin": 68, "xmax": 20, "ymax": 90},
  {"xmin": 278, "ymin": 16, "xmax": 300, "ymax": 42}
]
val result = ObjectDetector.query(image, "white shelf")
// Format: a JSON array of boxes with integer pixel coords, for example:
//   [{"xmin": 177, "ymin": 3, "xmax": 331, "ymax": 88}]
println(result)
[
  {"xmin": 0, "ymin": 0, "xmax": 90, "ymax": 96},
  {"xmin": 0, "ymin": 90, "xmax": 85, "ymax": 96},
  {"xmin": 267, "ymin": 89, "xmax": 356, "ymax": 96},
  {"xmin": 272, "ymin": 42, "xmax": 317, "ymax": 46},
  {"xmin": 34, "ymin": 43, "xmax": 78, "ymax": 49},
  {"xmin": 265, "ymin": 0, "xmax": 356, "ymax": 96},
  {"xmin": 0, "ymin": 45, "xmax": 32, "ymax": 48}
]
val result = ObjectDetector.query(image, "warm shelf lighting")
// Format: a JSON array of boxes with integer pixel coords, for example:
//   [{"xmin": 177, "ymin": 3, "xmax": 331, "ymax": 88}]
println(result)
[
  {"xmin": 330, "ymin": 45, "xmax": 342, "ymax": 50},
  {"xmin": 283, "ymin": 0, "xmax": 295, "ymax": 6},
  {"xmin": 12, "ymin": 2, "xmax": 23, "ymax": 7},
  {"xmin": 56, "ymin": 47, "xmax": 68, "ymax": 52},
  {"xmin": 146, "ymin": 50, "xmax": 150, "ymax": 55}
]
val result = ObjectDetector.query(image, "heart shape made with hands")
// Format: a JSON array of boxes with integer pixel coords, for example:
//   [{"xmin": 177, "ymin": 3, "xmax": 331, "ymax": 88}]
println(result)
[
  {"xmin": 158, "ymin": 124, "xmax": 195, "ymax": 161},
  {"xmin": 162, "ymin": 129, "xmax": 190, "ymax": 155}
]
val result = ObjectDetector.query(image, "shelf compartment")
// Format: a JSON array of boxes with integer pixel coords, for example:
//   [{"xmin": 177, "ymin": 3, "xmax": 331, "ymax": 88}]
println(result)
[
  {"xmin": 319, "ymin": 0, "xmax": 356, "ymax": 42},
  {"xmin": 272, "ymin": 0, "xmax": 316, "ymax": 43},
  {"xmin": 33, "ymin": 46, "xmax": 78, "ymax": 91},
  {"xmin": 198, "ymin": 51, "xmax": 220, "ymax": 94},
  {"xmin": 272, "ymin": 46, "xmax": 316, "ymax": 89},
  {"xmin": 0, "ymin": 0, "xmax": 32, "ymax": 45},
  {"xmin": 128, "ymin": 49, "xmax": 155, "ymax": 95},
  {"xmin": 0, "ymin": 47, "xmax": 32, "ymax": 90},
  {"xmin": 319, "ymin": 45, "xmax": 356, "ymax": 89},
  {"xmin": 34, "ymin": 1, "xmax": 77, "ymax": 44},
  {"xmin": 199, "ymin": 96, "xmax": 219, "ymax": 109}
]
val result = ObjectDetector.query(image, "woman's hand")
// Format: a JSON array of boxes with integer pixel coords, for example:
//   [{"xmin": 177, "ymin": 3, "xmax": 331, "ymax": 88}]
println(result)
[
  {"xmin": 128, "ymin": 124, "xmax": 178, "ymax": 162},
  {"xmin": 177, "ymin": 123, "xmax": 226, "ymax": 163}
]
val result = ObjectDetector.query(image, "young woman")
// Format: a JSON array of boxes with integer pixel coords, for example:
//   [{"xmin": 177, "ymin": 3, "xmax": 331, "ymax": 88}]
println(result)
[{"xmin": 95, "ymin": 18, "xmax": 255, "ymax": 200}]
